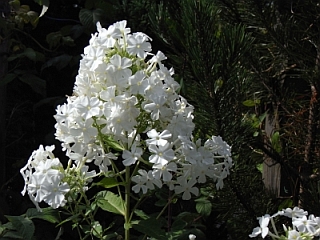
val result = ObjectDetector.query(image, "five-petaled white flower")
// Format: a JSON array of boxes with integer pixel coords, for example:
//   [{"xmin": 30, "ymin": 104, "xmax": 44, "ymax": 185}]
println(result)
[{"xmin": 249, "ymin": 214, "xmax": 270, "ymax": 238}]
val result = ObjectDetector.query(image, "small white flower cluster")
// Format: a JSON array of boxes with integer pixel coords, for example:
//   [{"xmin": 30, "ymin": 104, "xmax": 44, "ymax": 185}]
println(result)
[
  {"xmin": 20, "ymin": 20, "xmax": 232, "ymax": 209},
  {"xmin": 20, "ymin": 145, "xmax": 70, "ymax": 210},
  {"xmin": 250, "ymin": 207, "xmax": 320, "ymax": 239}
]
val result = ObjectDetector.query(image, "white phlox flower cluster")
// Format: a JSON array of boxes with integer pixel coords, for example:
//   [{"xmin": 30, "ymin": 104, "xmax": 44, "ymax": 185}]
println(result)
[
  {"xmin": 250, "ymin": 207, "xmax": 320, "ymax": 239},
  {"xmin": 20, "ymin": 20, "xmax": 233, "ymax": 209},
  {"xmin": 20, "ymin": 145, "xmax": 70, "ymax": 210}
]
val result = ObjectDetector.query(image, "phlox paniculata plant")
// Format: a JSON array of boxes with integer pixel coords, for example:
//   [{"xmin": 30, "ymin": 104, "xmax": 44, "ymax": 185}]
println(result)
[{"xmin": 20, "ymin": 20, "xmax": 232, "ymax": 239}]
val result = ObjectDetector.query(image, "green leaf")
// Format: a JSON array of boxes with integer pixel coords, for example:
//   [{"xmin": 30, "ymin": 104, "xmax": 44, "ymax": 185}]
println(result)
[
  {"xmin": 79, "ymin": 8, "xmax": 105, "ymax": 30},
  {"xmin": 214, "ymin": 78, "xmax": 223, "ymax": 93},
  {"xmin": 8, "ymin": 48, "xmax": 43, "ymax": 62},
  {"xmin": 0, "ymin": 73, "xmax": 17, "ymax": 86},
  {"xmin": 132, "ymin": 217, "xmax": 167, "ymax": 240},
  {"xmin": 103, "ymin": 135, "xmax": 124, "ymax": 151},
  {"xmin": 56, "ymin": 213, "xmax": 81, "ymax": 227},
  {"xmin": 2, "ymin": 221, "xmax": 15, "ymax": 230},
  {"xmin": 256, "ymin": 163, "xmax": 263, "ymax": 173},
  {"xmin": 79, "ymin": 224, "xmax": 91, "ymax": 235},
  {"xmin": 92, "ymin": 221, "xmax": 103, "ymax": 238},
  {"xmin": 195, "ymin": 199, "xmax": 212, "ymax": 217},
  {"xmin": 170, "ymin": 218, "xmax": 188, "ymax": 231},
  {"xmin": 26, "ymin": 207, "xmax": 60, "ymax": 223},
  {"xmin": 18, "ymin": 74, "xmax": 46, "ymax": 97},
  {"xmin": 96, "ymin": 191, "xmax": 125, "ymax": 216},
  {"xmin": 271, "ymin": 131, "xmax": 282, "ymax": 153},
  {"xmin": 278, "ymin": 198, "xmax": 293, "ymax": 211},
  {"xmin": 46, "ymin": 31, "xmax": 62, "ymax": 49},
  {"xmin": 41, "ymin": 54, "xmax": 72, "ymax": 71},
  {"xmin": 3, "ymin": 230, "xmax": 24, "ymax": 239},
  {"xmin": 242, "ymin": 99, "xmax": 256, "ymax": 107},
  {"xmin": 133, "ymin": 209, "xmax": 149, "ymax": 220},
  {"xmin": 23, "ymin": 48, "xmax": 37, "ymax": 61},
  {"xmin": 5, "ymin": 215, "xmax": 35, "ymax": 240},
  {"xmin": 61, "ymin": 36, "xmax": 75, "ymax": 46},
  {"xmin": 93, "ymin": 177, "xmax": 122, "ymax": 188},
  {"xmin": 33, "ymin": 0, "xmax": 49, "ymax": 6}
]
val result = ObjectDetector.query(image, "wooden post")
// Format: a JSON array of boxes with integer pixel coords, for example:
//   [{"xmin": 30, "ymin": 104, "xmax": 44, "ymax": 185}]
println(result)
[{"xmin": 262, "ymin": 111, "xmax": 281, "ymax": 197}]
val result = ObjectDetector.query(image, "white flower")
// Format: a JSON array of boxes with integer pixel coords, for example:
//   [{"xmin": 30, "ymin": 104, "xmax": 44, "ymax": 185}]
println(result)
[
  {"xmin": 189, "ymin": 234, "xmax": 196, "ymax": 240},
  {"xmin": 152, "ymin": 162, "xmax": 177, "ymax": 182},
  {"xmin": 95, "ymin": 22, "xmax": 121, "ymax": 48},
  {"xmin": 122, "ymin": 143, "xmax": 143, "ymax": 166},
  {"xmin": 174, "ymin": 177, "xmax": 199, "ymax": 200},
  {"xmin": 82, "ymin": 45, "xmax": 105, "ymax": 71},
  {"xmin": 287, "ymin": 229, "xmax": 303, "ymax": 240},
  {"xmin": 128, "ymin": 70, "xmax": 148, "ymax": 95},
  {"xmin": 131, "ymin": 170, "xmax": 162, "ymax": 194},
  {"xmin": 292, "ymin": 215, "xmax": 317, "ymax": 234},
  {"xmin": 283, "ymin": 207, "xmax": 308, "ymax": 218},
  {"xmin": 146, "ymin": 129, "xmax": 172, "ymax": 147},
  {"xmin": 27, "ymin": 174, "xmax": 47, "ymax": 202},
  {"xmin": 148, "ymin": 51, "xmax": 167, "ymax": 65},
  {"xmin": 249, "ymin": 214, "xmax": 270, "ymax": 238},
  {"xmin": 75, "ymin": 96, "xmax": 101, "ymax": 119},
  {"xmin": 149, "ymin": 142, "xmax": 175, "ymax": 166},
  {"xmin": 42, "ymin": 174, "xmax": 70, "ymax": 209},
  {"xmin": 69, "ymin": 118, "xmax": 98, "ymax": 144},
  {"xmin": 127, "ymin": 32, "xmax": 152, "ymax": 58},
  {"xmin": 144, "ymin": 94, "xmax": 168, "ymax": 120},
  {"xmin": 205, "ymin": 136, "xmax": 231, "ymax": 157}
]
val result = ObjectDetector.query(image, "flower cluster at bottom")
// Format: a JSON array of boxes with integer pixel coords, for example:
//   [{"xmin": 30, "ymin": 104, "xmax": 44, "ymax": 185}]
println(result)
[{"xmin": 250, "ymin": 207, "xmax": 320, "ymax": 240}]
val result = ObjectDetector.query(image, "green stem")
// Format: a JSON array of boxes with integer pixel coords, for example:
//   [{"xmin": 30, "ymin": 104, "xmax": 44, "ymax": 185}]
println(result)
[
  {"xmin": 156, "ymin": 195, "xmax": 174, "ymax": 220},
  {"xmin": 125, "ymin": 166, "xmax": 131, "ymax": 240}
]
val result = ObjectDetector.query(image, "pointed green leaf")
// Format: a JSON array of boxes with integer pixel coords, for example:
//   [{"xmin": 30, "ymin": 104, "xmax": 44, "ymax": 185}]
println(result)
[
  {"xmin": 3, "ymin": 230, "xmax": 24, "ymax": 239},
  {"xmin": 93, "ymin": 177, "xmax": 122, "ymax": 188},
  {"xmin": 242, "ymin": 99, "xmax": 256, "ymax": 107},
  {"xmin": 256, "ymin": 163, "xmax": 263, "ymax": 173},
  {"xmin": 0, "ymin": 73, "xmax": 17, "ymax": 86},
  {"xmin": 278, "ymin": 198, "xmax": 293, "ymax": 211},
  {"xmin": 26, "ymin": 207, "xmax": 60, "ymax": 223},
  {"xmin": 97, "ymin": 191, "xmax": 125, "ymax": 216},
  {"xmin": 134, "ymin": 209, "xmax": 149, "ymax": 220},
  {"xmin": 41, "ymin": 54, "xmax": 73, "ymax": 71},
  {"xmin": 5, "ymin": 215, "xmax": 35, "ymax": 240},
  {"xmin": 103, "ymin": 135, "xmax": 124, "ymax": 151},
  {"xmin": 56, "ymin": 213, "xmax": 81, "ymax": 227},
  {"xmin": 132, "ymin": 217, "xmax": 167, "ymax": 240},
  {"xmin": 18, "ymin": 74, "xmax": 46, "ymax": 97}
]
